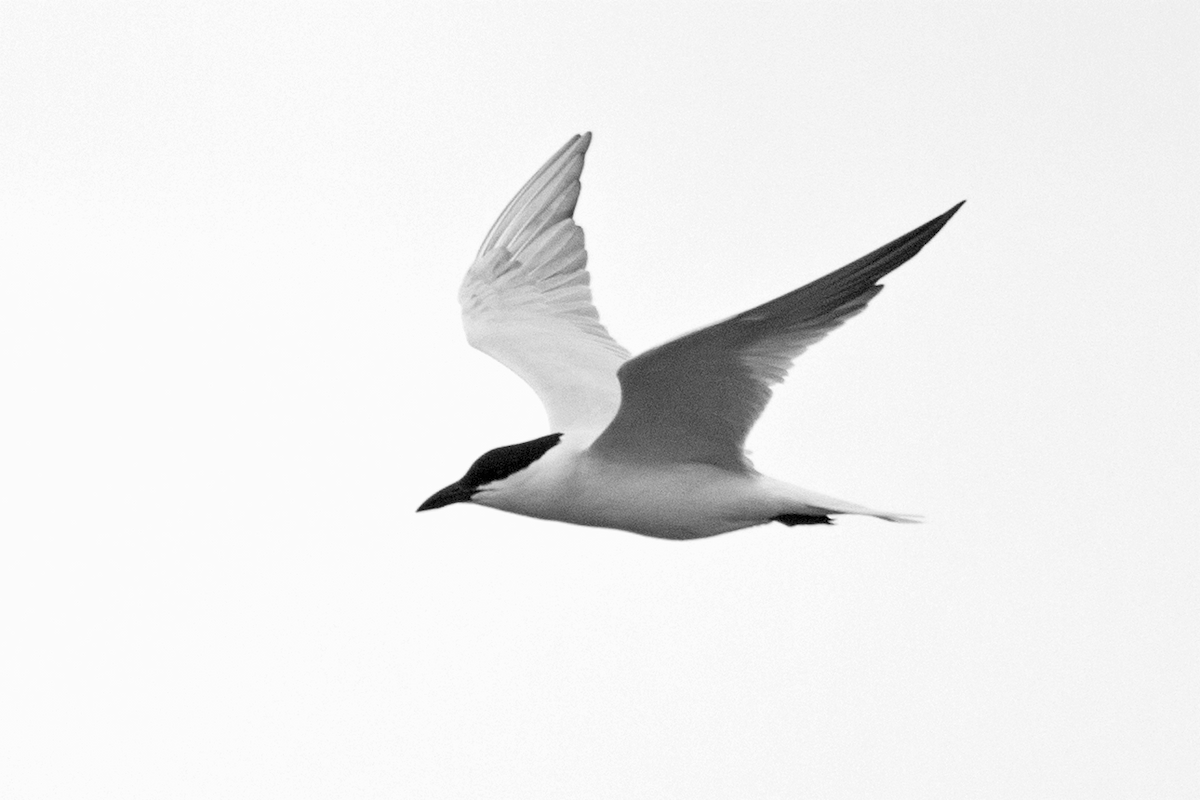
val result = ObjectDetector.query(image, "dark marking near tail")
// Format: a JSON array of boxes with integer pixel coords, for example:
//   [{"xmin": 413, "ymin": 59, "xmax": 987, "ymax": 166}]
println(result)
[
  {"xmin": 461, "ymin": 433, "xmax": 563, "ymax": 489},
  {"xmin": 773, "ymin": 514, "xmax": 834, "ymax": 526}
]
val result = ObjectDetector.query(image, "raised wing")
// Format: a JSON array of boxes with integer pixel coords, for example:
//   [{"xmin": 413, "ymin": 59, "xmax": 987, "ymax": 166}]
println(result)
[
  {"xmin": 460, "ymin": 133, "xmax": 630, "ymax": 434},
  {"xmin": 589, "ymin": 202, "xmax": 964, "ymax": 471}
]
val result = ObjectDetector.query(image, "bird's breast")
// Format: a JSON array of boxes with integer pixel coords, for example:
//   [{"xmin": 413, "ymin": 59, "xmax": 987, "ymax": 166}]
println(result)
[{"xmin": 484, "ymin": 448, "xmax": 770, "ymax": 538}]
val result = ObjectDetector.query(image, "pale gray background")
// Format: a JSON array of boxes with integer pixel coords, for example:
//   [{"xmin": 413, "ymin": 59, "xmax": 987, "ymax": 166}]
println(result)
[{"xmin": 2, "ymin": 3, "xmax": 1196, "ymax": 798}]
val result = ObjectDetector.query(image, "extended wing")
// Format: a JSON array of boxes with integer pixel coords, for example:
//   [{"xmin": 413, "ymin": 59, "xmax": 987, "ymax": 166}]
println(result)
[
  {"xmin": 460, "ymin": 133, "xmax": 630, "ymax": 435},
  {"xmin": 589, "ymin": 202, "xmax": 964, "ymax": 471}
]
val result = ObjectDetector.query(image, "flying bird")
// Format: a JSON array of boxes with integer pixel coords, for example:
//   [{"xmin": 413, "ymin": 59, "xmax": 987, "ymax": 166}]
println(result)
[{"xmin": 418, "ymin": 133, "xmax": 962, "ymax": 539}]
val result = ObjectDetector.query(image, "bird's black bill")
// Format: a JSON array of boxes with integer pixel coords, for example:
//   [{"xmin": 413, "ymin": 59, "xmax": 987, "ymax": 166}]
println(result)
[{"xmin": 416, "ymin": 482, "xmax": 474, "ymax": 512}]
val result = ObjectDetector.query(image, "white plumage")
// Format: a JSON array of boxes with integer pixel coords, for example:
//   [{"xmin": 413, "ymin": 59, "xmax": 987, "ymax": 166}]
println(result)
[
  {"xmin": 419, "ymin": 133, "xmax": 962, "ymax": 539},
  {"xmin": 458, "ymin": 134, "xmax": 627, "ymax": 435}
]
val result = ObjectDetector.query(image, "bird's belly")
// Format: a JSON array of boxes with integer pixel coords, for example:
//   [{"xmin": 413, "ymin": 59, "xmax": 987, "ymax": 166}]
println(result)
[{"xmin": 509, "ymin": 459, "xmax": 768, "ymax": 539}]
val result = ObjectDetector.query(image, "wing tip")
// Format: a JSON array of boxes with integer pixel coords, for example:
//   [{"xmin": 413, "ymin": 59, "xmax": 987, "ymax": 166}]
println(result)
[
  {"xmin": 930, "ymin": 199, "xmax": 966, "ymax": 231},
  {"xmin": 919, "ymin": 199, "xmax": 966, "ymax": 238},
  {"xmin": 868, "ymin": 198, "xmax": 965, "ymax": 269},
  {"xmin": 565, "ymin": 131, "xmax": 593, "ymax": 156}
]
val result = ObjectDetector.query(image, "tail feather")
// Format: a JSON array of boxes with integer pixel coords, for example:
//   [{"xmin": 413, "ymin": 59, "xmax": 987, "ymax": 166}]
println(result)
[
  {"xmin": 763, "ymin": 477, "xmax": 922, "ymax": 525},
  {"xmin": 871, "ymin": 511, "xmax": 923, "ymax": 524}
]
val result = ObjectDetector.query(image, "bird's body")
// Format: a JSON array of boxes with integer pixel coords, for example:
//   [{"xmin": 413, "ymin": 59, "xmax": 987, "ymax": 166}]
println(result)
[
  {"xmin": 417, "ymin": 133, "xmax": 962, "ymax": 539},
  {"xmin": 466, "ymin": 432, "xmax": 914, "ymax": 539},
  {"xmin": 474, "ymin": 434, "xmax": 749, "ymax": 538}
]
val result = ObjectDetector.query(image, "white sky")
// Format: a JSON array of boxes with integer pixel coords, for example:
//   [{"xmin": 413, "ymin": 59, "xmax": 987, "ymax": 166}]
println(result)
[{"xmin": 2, "ymin": 3, "xmax": 1197, "ymax": 798}]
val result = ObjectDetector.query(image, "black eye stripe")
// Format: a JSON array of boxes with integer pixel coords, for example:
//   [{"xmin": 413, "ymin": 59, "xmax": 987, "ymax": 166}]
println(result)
[{"xmin": 461, "ymin": 433, "xmax": 563, "ymax": 488}]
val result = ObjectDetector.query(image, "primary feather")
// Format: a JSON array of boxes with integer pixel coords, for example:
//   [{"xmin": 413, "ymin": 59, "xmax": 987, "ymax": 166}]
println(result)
[
  {"xmin": 459, "ymin": 133, "xmax": 630, "ymax": 435},
  {"xmin": 589, "ymin": 202, "xmax": 964, "ymax": 470}
]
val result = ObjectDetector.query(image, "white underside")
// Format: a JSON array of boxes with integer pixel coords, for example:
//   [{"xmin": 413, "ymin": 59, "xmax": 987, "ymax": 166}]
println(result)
[{"xmin": 470, "ymin": 436, "xmax": 918, "ymax": 539}]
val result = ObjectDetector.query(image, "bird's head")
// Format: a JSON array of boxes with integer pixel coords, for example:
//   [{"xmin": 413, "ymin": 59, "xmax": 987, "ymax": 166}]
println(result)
[{"xmin": 416, "ymin": 433, "xmax": 564, "ymax": 512}]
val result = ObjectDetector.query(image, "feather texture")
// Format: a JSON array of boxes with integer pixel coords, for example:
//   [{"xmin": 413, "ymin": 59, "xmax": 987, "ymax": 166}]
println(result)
[
  {"xmin": 460, "ymin": 133, "xmax": 630, "ymax": 434},
  {"xmin": 589, "ymin": 202, "xmax": 964, "ymax": 470}
]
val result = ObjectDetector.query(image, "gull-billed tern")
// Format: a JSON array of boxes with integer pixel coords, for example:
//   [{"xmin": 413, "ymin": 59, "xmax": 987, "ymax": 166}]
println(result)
[{"xmin": 417, "ymin": 133, "xmax": 962, "ymax": 539}]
